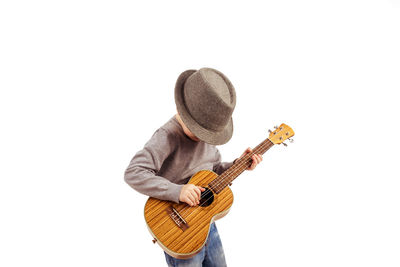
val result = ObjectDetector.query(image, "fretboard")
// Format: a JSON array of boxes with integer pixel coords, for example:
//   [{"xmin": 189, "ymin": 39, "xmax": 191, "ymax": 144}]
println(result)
[{"xmin": 209, "ymin": 138, "xmax": 274, "ymax": 194}]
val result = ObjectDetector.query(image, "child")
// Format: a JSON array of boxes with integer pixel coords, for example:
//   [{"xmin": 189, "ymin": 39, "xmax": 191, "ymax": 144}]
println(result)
[{"xmin": 124, "ymin": 68, "xmax": 262, "ymax": 266}]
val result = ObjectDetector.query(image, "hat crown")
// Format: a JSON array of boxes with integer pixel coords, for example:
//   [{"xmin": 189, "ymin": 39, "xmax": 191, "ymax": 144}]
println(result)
[
  {"xmin": 202, "ymin": 68, "xmax": 231, "ymax": 105},
  {"xmin": 183, "ymin": 68, "xmax": 236, "ymax": 132}
]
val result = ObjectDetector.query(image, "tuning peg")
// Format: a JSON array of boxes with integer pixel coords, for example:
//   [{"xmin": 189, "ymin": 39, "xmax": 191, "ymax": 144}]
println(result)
[
  {"xmin": 282, "ymin": 142, "xmax": 287, "ymax": 147},
  {"xmin": 268, "ymin": 129, "xmax": 272, "ymax": 133},
  {"xmin": 289, "ymin": 138, "xmax": 294, "ymax": 143},
  {"xmin": 274, "ymin": 125, "xmax": 278, "ymax": 129}
]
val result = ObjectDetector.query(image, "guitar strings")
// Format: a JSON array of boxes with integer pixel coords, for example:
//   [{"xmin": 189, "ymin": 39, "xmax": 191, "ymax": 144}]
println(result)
[
  {"xmin": 175, "ymin": 139, "xmax": 272, "ymax": 220},
  {"xmin": 176, "ymin": 139, "xmax": 273, "ymax": 220},
  {"xmin": 172, "ymin": 139, "xmax": 272, "ymax": 223},
  {"xmin": 179, "ymin": 142, "xmax": 272, "ymax": 222},
  {"xmin": 205, "ymin": 139, "xmax": 271, "ymax": 195}
]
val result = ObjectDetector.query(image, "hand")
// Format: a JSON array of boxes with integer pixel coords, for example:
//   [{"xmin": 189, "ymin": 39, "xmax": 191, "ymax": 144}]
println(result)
[
  {"xmin": 179, "ymin": 184, "xmax": 205, "ymax": 206},
  {"xmin": 239, "ymin": 147, "xmax": 263, "ymax": 171}
]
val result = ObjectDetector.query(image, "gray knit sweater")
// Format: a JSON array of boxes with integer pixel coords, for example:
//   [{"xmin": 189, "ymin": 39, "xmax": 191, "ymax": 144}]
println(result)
[{"xmin": 124, "ymin": 116, "xmax": 234, "ymax": 203}]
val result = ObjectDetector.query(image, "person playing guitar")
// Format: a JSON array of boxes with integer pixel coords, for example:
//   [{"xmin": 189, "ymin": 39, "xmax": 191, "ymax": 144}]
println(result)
[{"xmin": 124, "ymin": 67, "xmax": 263, "ymax": 266}]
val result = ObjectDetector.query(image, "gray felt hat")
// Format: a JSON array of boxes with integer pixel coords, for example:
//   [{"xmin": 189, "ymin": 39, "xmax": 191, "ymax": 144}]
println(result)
[{"xmin": 175, "ymin": 67, "xmax": 236, "ymax": 145}]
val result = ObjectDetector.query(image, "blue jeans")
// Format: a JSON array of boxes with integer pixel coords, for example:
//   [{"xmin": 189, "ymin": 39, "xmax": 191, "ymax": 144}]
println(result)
[{"xmin": 164, "ymin": 223, "xmax": 227, "ymax": 267}]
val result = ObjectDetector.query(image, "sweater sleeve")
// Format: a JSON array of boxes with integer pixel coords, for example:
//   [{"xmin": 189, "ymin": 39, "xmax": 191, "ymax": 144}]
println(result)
[
  {"xmin": 124, "ymin": 128, "xmax": 183, "ymax": 203},
  {"xmin": 212, "ymin": 148, "xmax": 234, "ymax": 175}
]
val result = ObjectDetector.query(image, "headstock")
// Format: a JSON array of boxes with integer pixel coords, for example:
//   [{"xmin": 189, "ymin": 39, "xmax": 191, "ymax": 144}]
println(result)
[{"xmin": 268, "ymin": 123, "xmax": 295, "ymax": 146}]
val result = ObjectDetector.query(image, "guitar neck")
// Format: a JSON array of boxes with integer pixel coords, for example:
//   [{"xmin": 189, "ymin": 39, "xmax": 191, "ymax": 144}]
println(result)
[{"xmin": 209, "ymin": 138, "xmax": 274, "ymax": 194}]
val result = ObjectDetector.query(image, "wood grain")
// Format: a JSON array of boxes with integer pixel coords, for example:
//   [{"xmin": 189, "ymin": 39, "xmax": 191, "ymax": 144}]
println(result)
[{"xmin": 144, "ymin": 170, "xmax": 234, "ymax": 259}]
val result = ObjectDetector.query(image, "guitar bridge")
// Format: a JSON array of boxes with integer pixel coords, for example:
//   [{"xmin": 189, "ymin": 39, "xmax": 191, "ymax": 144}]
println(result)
[{"xmin": 165, "ymin": 206, "xmax": 189, "ymax": 231}]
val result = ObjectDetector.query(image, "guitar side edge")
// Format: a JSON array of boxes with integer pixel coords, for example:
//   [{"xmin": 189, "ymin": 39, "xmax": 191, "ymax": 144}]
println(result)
[{"xmin": 143, "ymin": 197, "xmax": 234, "ymax": 259}]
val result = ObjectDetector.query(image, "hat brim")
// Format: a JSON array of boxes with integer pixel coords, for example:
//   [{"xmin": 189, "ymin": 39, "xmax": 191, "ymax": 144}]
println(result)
[{"xmin": 174, "ymin": 69, "xmax": 233, "ymax": 146}]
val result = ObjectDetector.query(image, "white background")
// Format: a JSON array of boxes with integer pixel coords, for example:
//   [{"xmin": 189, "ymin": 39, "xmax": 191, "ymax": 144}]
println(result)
[{"xmin": 1, "ymin": 0, "xmax": 399, "ymax": 266}]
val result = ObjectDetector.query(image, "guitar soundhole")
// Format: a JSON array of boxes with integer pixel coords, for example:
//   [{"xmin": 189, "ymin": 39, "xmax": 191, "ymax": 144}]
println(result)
[{"xmin": 199, "ymin": 187, "xmax": 214, "ymax": 207}]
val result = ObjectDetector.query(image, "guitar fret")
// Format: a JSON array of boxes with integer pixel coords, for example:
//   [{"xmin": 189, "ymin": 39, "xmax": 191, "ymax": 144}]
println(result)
[{"xmin": 209, "ymin": 138, "xmax": 274, "ymax": 194}]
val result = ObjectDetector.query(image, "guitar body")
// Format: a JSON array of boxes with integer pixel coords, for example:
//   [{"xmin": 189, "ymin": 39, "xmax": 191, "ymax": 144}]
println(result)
[{"xmin": 144, "ymin": 170, "xmax": 234, "ymax": 259}]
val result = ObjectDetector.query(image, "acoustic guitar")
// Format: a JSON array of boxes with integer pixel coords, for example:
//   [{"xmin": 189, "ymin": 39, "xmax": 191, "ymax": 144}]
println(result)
[{"xmin": 144, "ymin": 123, "xmax": 295, "ymax": 259}]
